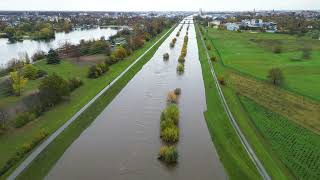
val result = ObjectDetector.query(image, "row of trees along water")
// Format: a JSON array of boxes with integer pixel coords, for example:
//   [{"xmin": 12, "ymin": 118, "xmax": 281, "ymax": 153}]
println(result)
[
  {"xmin": 157, "ymin": 21, "xmax": 190, "ymax": 164},
  {"xmin": 177, "ymin": 23, "xmax": 189, "ymax": 74},
  {"xmin": 0, "ymin": 17, "xmax": 176, "ymax": 177},
  {"xmin": 158, "ymin": 88, "xmax": 181, "ymax": 164}
]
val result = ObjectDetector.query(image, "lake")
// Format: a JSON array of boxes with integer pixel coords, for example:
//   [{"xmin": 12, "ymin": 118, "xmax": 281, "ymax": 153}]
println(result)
[{"xmin": 0, "ymin": 27, "xmax": 118, "ymax": 67}]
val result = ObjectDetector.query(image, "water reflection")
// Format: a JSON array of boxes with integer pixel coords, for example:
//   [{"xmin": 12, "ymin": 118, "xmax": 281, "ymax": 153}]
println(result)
[{"xmin": 0, "ymin": 27, "xmax": 117, "ymax": 66}]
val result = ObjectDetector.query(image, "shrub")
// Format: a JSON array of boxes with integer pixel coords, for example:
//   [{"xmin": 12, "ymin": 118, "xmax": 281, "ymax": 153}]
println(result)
[
  {"xmin": 170, "ymin": 42, "xmax": 175, "ymax": 48},
  {"xmin": 14, "ymin": 112, "xmax": 36, "ymax": 128},
  {"xmin": 178, "ymin": 56, "xmax": 185, "ymax": 63},
  {"xmin": 176, "ymin": 32, "xmax": 180, "ymax": 37},
  {"xmin": 267, "ymin": 68, "xmax": 283, "ymax": 86},
  {"xmin": 32, "ymin": 50, "xmax": 46, "ymax": 62},
  {"xmin": 163, "ymin": 53, "xmax": 169, "ymax": 60},
  {"xmin": 39, "ymin": 73, "xmax": 70, "ymax": 107},
  {"xmin": 210, "ymin": 56, "xmax": 217, "ymax": 62},
  {"xmin": 68, "ymin": 77, "xmax": 83, "ymax": 91},
  {"xmin": 23, "ymin": 64, "xmax": 38, "ymax": 80},
  {"xmin": 161, "ymin": 126, "xmax": 179, "ymax": 143},
  {"xmin": 36, "ymin": 69, "xmax": 47, "ymax": 78},
  {"xmin": 160, "ymin": 120, "xmax": 175, "ymax": 132},
  {"xmin": 0, "ymin": 79, "xmax": 14, "ymax": 96},
  {"xmin": 176, "ymin": 63, "xmax": 184, "ymax": 73},
  {"xmin": 301, "ymin": 45, "xmax": 312, "ymax": 59},
  {"xmin": 97, "ymin": 63, "xmax": 109, "ymax": 73},
  {"xmin": 218, "ymin": 76, "xmax": 225, "ymax": 85},
  {"xmin": 162, "ymin": 104, "xmax": 179, "ymax": 125},
  {"xmin": 158, "ymin": 146, "xmax": 178, "ymax": 163},
  {"xmin": 6, "ymin": 58, "xmax": 24, "ymax": 72},
  {"xmin": 172, "ymin": 38, "xmax": 177, "ymax": 43},
  {"xmin": 174, "ymin": 88, "xmax": 181, "ymax": 96},
  {"xmin": 181, "ymin": 50, "xmax": 187, "ymax": 58},
  {"xmin": 167, "ymin": 91, "xmax": 178, "ymax": 104},
  {"xmin": 105, "ymin": 55, "xmax": 118, "ymax": 65},
  {"xmin": 112, "ymin": 46, "xmax": 127, "ymax": 60},
  {"xmin": 46, "ymin": 49, "xmax": 60, "ymax": 64},
  {"xmin": 88, "ymin": 65, "xmax": 101, "ymax": 78},
  {"xmin": 272, "ymin": 45, "xmax": 282, "ymax": 54},
  {"xmin": 22, "ymin": 93, "xmax": 45, "ymax": 117},
  {"xmin": 206, "ymin": 43, "xmax": 211, "ymax": 50}
]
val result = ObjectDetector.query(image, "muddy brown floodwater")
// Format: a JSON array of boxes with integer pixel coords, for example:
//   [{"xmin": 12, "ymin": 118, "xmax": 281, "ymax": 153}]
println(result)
[{"xmin": 46, "ymin": 17, "xmax": 226, "ymax": 180}]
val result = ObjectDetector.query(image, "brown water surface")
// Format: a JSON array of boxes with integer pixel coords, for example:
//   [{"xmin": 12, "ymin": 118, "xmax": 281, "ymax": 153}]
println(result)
[{"xmin": 46, "ymin": 17, "xmax": 226, "ymax": 180}]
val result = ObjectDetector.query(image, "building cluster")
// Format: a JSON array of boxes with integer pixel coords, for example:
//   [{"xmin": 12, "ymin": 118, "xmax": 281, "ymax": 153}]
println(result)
[
  {"xmin": 225, "ymin": 19, "xmax": 277, "ymax": 32},
  {"xmin": 200, "ymin": 9, "xmax": 320, "ymax": 33}
]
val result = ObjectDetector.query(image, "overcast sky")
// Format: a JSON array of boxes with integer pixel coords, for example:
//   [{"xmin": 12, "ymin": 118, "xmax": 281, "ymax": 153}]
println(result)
[{"xmin": 0, "ymin": 0, "xmax": 319, "ymax": 11}]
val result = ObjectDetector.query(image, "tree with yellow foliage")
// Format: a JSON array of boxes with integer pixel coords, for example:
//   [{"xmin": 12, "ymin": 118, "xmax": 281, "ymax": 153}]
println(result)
[{"xmin": 10, "ymin": 71, "xmax": 28, "ymax": 96}]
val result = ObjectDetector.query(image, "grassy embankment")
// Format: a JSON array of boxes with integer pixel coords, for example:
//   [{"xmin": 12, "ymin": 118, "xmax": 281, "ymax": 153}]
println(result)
[
  {"xmin": 198, "ymin": 24, "xmax": 320, "ymax": 179},
  {"xmin": 0, "ymin": 26, "xmax": 174, "ymax": 180},
  {"xmin": 195, "ymin": 24, "xmax": 262, "ymax": 179}
]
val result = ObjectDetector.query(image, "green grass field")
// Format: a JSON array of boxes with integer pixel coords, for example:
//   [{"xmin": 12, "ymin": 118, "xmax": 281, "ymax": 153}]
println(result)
[
  {"xmin": 197, "ymin": 24, "xmax": 298, "ymax": 179},
  {"xmin": 240, "ymin": 96, "xmax": 320, "ymax": 180},
  {"xmin": 196, "ymin": 24, "xmax": 263, "ymax": 179},
  {"xmin": 198, "ymin": 24, "xmax": 320, "ymax": 179},
  {"xmin": 0, "ymin": 27, "xmax": 173, "ymax": 179},
  {"xmin": 206, "ymin": 29, "xmax": 320, "ymax": 101}
]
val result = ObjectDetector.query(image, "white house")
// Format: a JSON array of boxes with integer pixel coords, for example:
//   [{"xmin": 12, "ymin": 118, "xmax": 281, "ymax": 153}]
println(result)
[
  {"xmin": 208, "ymin": 20, "xmax": 221, "ymax": 28},
  {"xmin": 225, "ymin": 23, "xmax": 240, "ymax": 31}
]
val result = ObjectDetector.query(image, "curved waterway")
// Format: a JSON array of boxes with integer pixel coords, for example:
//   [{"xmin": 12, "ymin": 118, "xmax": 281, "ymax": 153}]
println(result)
[{"xmin": 46, "ymin": 17, "xmax": 226, "ymax": 180}]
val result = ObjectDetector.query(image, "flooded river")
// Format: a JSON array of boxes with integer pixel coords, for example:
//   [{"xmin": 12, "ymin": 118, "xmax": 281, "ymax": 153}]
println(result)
[{"xmin": 46, "ymin": 17, "xmax": 226, "ymax": 180}]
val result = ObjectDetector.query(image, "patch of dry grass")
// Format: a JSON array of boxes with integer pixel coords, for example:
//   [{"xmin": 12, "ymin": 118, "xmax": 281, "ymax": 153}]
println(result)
[{"xmin": 229, "ymin": 73, "xmax": 320, "ymax": 134}]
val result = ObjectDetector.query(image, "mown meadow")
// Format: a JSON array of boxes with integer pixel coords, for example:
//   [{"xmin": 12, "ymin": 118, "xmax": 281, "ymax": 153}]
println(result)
[
  {"xmin": 206, "ymin": 29, "xmax": 320, "ymax": 101},
  {"xmin": 196, "ymin": 23, "xmax": 320, "ymax": 179}
]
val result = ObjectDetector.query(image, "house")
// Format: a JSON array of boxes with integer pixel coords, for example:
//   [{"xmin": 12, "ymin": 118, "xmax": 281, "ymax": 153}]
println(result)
[
  {"xmin": 208, "ymin": 20, "xmax": 221, "ymax": 28},
  {"xmin": 239, "ymin": 19, "xmax": 277, "ymax": 32},
  {"xmin": 225, "ymin": 23, "xmax": 240, "ymax": 31}
]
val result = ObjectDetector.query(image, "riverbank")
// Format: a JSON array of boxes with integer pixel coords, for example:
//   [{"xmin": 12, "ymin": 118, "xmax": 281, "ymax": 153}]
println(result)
[
  {"xmin": 0, "ymin": 26, "xmax": 175, "ymax": 180},
  {"xmin": 197, "ymin": 23, "xmax": 320, "ymax": 179},
  {"xmin": 195, "ymin": 23, "xmax": 263, "ymax": 179}
]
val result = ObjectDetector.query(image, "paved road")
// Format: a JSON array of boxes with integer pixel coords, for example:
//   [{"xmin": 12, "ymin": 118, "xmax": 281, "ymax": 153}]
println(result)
[
  {"xmin": 197, "ymin": 25, "xmax": 271, "ymax": 180},
  {"xmin": 7, "ymin": 25, "xmax": 175, "ymax": 180}
]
